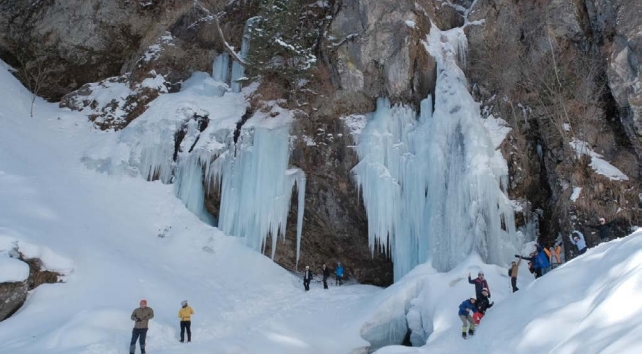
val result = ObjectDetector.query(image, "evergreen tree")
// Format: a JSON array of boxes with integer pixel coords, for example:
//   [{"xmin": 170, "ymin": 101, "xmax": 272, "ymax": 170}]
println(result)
[{"xmin": 246, "ymin": 0, "xmax": 318, "ymax": 97}]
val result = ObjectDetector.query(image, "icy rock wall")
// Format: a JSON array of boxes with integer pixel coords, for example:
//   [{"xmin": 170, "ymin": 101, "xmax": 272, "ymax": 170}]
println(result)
[{"xmin": 353, "ymin": 26, "xmax": 521, "ymax": 281}]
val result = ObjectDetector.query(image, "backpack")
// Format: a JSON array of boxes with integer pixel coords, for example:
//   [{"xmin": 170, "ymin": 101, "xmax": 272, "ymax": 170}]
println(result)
[{"xmin": 507, "ymin": 268, "xmax": 512, "ymax": 277}]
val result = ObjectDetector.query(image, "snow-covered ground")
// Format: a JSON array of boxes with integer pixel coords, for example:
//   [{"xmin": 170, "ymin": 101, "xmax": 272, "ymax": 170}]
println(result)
[{"xmin": 0, "ymin": 60, "xmax": 641, "ymax": 354}]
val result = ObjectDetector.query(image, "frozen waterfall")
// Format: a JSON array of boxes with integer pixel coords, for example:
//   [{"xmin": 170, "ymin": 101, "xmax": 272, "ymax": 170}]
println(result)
[
  {"xmin": 352, "ymin": 26, "xmax": 522, "ymax": 281},
  {"xmin": 207, "ymin": 125, "xmax": 306, "ymax": 264}
]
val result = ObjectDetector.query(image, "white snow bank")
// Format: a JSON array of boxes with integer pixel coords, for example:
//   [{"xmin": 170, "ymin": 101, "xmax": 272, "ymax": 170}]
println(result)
[
  {"xmin": 0, "ymin": 230, "xmax": 74, "ymax": 275},
  {"xmin": 570, "ymin": 186, "xmax": 582, "ymax": 202},
  {"xmin": 570, "ymin": 139, "xmax": 629, "ymax": 181},
  {"xmin": 0, "ymin": 256, "xmax": 29, "ymax": 282}
]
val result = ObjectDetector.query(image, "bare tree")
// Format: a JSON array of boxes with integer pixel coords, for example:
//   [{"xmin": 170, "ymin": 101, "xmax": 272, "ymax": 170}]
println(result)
[{"xmin": 16, "ymin": 54, "xmax": 53, "ymax": 117}]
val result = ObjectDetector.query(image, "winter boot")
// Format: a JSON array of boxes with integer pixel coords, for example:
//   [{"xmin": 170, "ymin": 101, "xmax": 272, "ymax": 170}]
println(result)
[
  {"xmin": 468, "ymin": 329, "xmax": 475, "ymax": 336},
  {"xmin": 462, "ymin": 332, "xmax": 467, "ymax": 339}
]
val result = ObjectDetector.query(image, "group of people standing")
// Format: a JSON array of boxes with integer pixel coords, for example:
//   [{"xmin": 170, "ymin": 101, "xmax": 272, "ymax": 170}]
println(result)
[
  {"xmin": 128, "ymin": 299, "xmax": 194, "ymax": 354},
  {"xmin": 458, "ymin": 272, "xmax": 494, "ymax": 339},
  {"xmin": 457, "ymin": 217, "xmax": 616, "ymax": 339},
  {"xmin": 303, "ymin": 262, "xmax": 344, "ymax": 291}
]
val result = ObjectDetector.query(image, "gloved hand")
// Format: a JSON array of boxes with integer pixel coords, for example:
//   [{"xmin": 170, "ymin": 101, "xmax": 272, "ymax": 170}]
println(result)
[
  {"xmin": 135, "ymin": 317, "xmax": 142, "ymax": 322},
  {"xmin": 514, "ymin": 254, "xmax": 520, "ymax": 258},
  {"xmin": 490, "ymin": 302, "xmax": 494, "ymax": 306}
]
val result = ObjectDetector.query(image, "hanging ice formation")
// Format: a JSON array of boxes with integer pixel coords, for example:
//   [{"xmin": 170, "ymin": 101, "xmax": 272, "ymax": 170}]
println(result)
[
  {"xmin": 206, "ymin": 126, "xmax": 306, "ymax": 264},
  {"xmin": 212, "ymin": 53, "xmax": 230, "ymax": 84},
  {"xmin": 122, "ymin": 16, "xmax": 306, "ymax": 264},
  {"xmin": 230, "ymin": 18, "xmax": 253, "ymax": 93},
  {"xmin": 352, "ymin": 25, "xmax": 522, "ymax": 281}
]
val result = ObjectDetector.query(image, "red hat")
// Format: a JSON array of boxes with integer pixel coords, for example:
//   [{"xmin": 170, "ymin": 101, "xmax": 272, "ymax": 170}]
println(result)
[{"xmin": 140, "ymin": 299, "xmax": 147, "ymax": 305}]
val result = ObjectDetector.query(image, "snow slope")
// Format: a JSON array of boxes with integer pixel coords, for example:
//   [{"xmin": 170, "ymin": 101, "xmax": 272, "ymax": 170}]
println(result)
[
  {"xmin": 374, "ymin": 231, "xmax": 642, "ymax": 354},
  {"xmin": 0, "ymin": 60, "xmax": 641, "ymax": 354},
  {"xmin": 0, "ymin": 62, "xmax": 378, "ymax": 354}
]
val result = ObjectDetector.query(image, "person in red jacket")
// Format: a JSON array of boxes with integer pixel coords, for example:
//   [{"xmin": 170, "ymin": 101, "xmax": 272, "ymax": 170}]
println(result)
[{"xmin": 468, "ymin": 271, "xmax": 490, "ymax": 302}]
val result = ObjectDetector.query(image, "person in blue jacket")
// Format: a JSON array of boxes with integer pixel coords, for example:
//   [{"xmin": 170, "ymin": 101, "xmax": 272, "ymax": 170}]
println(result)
[
  {"xmin": 335, "ymin": 262, "xmax": 344, "ymax": 286},
  {"xmin": 534, "ymin": 243, "xmax": 551, "ymax": 275},
  {"xmin": 458, "ymin": 297, "xmax": 479, "ymax": 339},
  {"xmin": 569, "ymin": 230, "xmax": 587, "ymax": 254}
]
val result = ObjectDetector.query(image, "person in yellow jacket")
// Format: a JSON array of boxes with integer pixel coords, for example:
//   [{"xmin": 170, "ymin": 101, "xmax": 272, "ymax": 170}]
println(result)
[{"xmin": 178, "ymin": 300, "xmax": 194, "ymax": 343}]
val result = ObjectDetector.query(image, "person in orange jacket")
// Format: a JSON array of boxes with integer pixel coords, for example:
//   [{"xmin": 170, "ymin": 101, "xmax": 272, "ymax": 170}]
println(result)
[{"xmin": 178, "ymin": 300, "xmax": 194, "ymax": 343}]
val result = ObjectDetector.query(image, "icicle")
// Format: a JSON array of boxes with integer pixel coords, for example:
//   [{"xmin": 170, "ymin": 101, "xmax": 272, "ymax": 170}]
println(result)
[
  {"xmin": 231, "ymin": 18, "xmax": 253, "ymax": 93},
  {"xmin": 208, "ymin": 126, "xmax": 306, "ymax": 263},
  {"xmin": 212, "ymin": 53, "xmax": 230, "ymax": 84}
]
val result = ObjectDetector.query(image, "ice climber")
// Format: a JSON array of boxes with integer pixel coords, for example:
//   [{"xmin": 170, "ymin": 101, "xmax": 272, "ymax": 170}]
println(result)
[
  {"xmin": 468, "ymin": 271, "xmax": 490, "ymax": 301},
  {"xmin": 458, "ymin": 297, "xmax": 479, "ymax": 339},
  {"xmin": 178, "ymin": 300, "xmax": 194, "ymax": 343},
  {"xmin": 335, "ymin": 262, "xmax": 344, "ymax": 286},
  {"xmin": 303, "ymin": 265, "xmax": 313, "ymax": 291},
  {"xmin": 570, "ymin": 230, "xmax": 587, "ymax": 255},
  {"xmin": 130, "ymin": 299, "xmax": 154, "ymax": 354}
]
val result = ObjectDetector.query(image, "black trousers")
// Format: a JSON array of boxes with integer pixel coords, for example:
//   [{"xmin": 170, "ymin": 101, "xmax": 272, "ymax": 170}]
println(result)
[
  {"xmin": 323, "ymin": 276, "xmax": 328, "ymax": 289},
  {"xmin": 180, "ymin": 320, "xmax": 191, "ymax": 342},
  {"xmin": 336, "ymin": 275, "xmax": 342, "ymax": 285},
  {"xmin": 130, "ymin": 328, "xmax": 148, "ymax": 354},
  {"xmin": 511, "ymin": 277, "xmax": 518, "ymax": 292},
  {"xmin": 304, "ymin": 279, "xmax": 310, "ymax": 291}
]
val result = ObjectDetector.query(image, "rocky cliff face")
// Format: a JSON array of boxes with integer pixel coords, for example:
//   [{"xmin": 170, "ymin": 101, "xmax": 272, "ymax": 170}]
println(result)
[{"xmin": 1, "ymin": 0, "xmax": 640, "ymax": 285}]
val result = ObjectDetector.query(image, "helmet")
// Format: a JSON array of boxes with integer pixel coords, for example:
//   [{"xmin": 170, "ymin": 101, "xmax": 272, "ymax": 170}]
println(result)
[
  {"xmin": 470, "ymin": 297, "xmax": 476, "ymax": 301},
  {"xmin": 482, "ymin": 288, "xmax": 489, "ymax": 293},
  {"xmin": 305, "ymin": 266, "xmax": 309, "ymax": 269},
  {"xmin": 181, "ymin": 300, "xmax": 188, "ymax": 307},
  {"xmin": 478, "ymin": 271, "xmax": 484, "ymax": 276}
]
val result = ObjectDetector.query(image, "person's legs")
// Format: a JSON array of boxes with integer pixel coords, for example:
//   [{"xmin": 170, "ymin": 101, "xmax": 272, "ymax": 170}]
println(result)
[
  {"xmin": 579, "ymin": 247, "xmax": 587, "ymax": 255},
  {"xmin": 467, "ymin": 315, "xmax": 476, "ymax": 334},
  {"xmin": 139, "ymin": 329, "xmax": 148, "ymax": 353},
  {"xmin": 511, "ymin": 277, "xmax": 518, "ymax": 292},
  {"xmin": 186, "ymin": 321, "xmax": 192, "ymax": 342},
  {"xmin": 130, "ymin": 329, "xmax": 140, "ymax": 354},
  {"xmin": 180, "ymin": 321, "xmax": 186, "ymax": 342},
  {"xmin": 459, "ymin": 315, "xmax": 468, "ymax": 334}
]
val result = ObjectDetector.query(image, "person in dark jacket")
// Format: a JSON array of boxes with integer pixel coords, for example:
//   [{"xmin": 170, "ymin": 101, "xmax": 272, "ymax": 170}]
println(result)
[
  {"xmin": 458, "ymin": 297, "xmax": 479, "ymax": 339},
  {"xmin": 322, "ymin": 264, "xmax": 330, "ymax": 289},
  {"xmin": 518, "ymin": 252, "xmax": 541, "ymax": 278},
  {"xmin": 303, "ymin": 266, "xmax": 313, "ymax": 291},
  {"xmin": 130, "ymin": 299, "xmax": 154, "ymax": 354},
  {"xmin": 475, "ymin": 288, "xmax": 494, "ymax": 315},
  {"xmin": 589, "ymin": 217, "xmax": 613, "ymax": 243},
  {"xmin": 468, "ymin": 271, "xmax": 491, "ymax": 301}
]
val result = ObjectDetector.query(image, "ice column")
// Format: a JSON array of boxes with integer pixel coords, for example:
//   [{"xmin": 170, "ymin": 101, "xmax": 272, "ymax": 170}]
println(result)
[
  {"xmin": 208, "ymin": 126, "xmax": 306, "ymax": 265},
  {"xmin": 212, "ymin": 53, "xmax": 230, "ymax": 84},
  {"xmin": 353, "ymin": 25, "xmax": 521, "ymax": 281},
  {"xmin": 231, "ymin": 18, "xmax": 253, "ymax": 93}
]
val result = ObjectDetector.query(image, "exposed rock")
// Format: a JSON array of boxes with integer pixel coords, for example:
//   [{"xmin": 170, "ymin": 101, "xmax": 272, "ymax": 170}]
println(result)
[
  {"xmin": 0, "ymin": 281, "xmax": 27, "ymax": 321},
  {"xmin": 326, "ymin": 0, "xmax": 434, "ymax": 104},
  {"xmin": 584, "ymin": 0, "xmax": 642, "ymax": 152},
  {"xmin": 465, "ymin": 0, "xmax": 641, "ymax": 249},
  {"xmin": 0, "ymin": 256, "xmax": 61, "ymax": 322}
]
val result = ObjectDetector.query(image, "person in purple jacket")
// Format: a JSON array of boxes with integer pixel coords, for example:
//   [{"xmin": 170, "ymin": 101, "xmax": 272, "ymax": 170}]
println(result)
[
  {"xmin": 458, "ymin": 297, "xmax": 479, "ymax": 339},
  {"xmin": 468, "ymin": 271, "xmax": 491, "ymax": 302}
]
